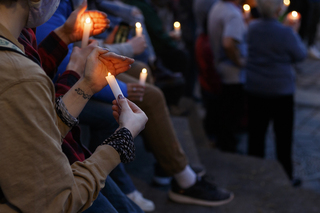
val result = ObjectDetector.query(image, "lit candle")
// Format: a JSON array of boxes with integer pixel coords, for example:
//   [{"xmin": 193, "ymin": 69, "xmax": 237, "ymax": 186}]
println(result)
[
  {"xmin": 135, "ymin": 22, "xmax": 143, "ymax": 37},
  {"xmin": 289, "ymin": 11, "xmax": 300, "ymax": 22},
  {"xmin": 281, "ymin": 0, "xmax": 290, "ymax": 15},
  {"xmin": 81, "ymin": 17, "xmax": 92, "ymax": 48},
  {"xmin": 105, "ymin": 72, "xmax": 124, "ymax": 101},
  {"xmin": 284, "ymin": 0, "xmax": 290, "ymax": 7},
  {"xmin": 139, "ymin": 68, "xmax": 148, "ymax": 86},
  {"xmin": 243, "ymin": 4, "xmax": 251, "ymax": 19},
  {"xmin": 173, "ymin": 21, "xmax": 181, "ymax": 37}
]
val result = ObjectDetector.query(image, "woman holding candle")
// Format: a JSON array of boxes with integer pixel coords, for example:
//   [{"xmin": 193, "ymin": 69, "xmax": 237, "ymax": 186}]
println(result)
[
  {"xmin": 246, "ymin": 0, "xmax": 306, "ymax": 186},
  {"xmin": 0, "ymin": 1, "xmax": 148, "ymax": 213}
]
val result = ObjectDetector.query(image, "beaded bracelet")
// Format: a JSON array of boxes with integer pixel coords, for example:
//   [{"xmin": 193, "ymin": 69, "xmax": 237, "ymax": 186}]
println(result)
[{"xmin": 55, "ymin": 96, "xmax": 79, "ymax": 128}]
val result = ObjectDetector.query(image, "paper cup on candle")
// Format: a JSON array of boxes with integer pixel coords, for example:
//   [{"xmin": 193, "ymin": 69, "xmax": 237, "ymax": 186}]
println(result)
[
  {"xmin": 139, "ymin": 68, "xmax": 148, "ymax": 86},
  {"xmin": 106, "ymin": 72, "xmax": 124, "ymax": 102},
  {"xmin": 135, "ymin": 22, "xmax": 143, "ymax": 37},
  {"xmin": 173, "ymin": 21, "xmax": 181, "ymax": 37},
  {"xmin": 82, "ymin": 16, "xmax": 93, "ymax": 48}
]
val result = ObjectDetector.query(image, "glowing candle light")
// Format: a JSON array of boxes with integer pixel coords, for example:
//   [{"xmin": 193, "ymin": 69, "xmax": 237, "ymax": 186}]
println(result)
[
  {"xmin": 81, "ymin": 17, "xmax": 92, "ymax": 48},
  {"xmin": 139, "ymin": 68, "xmax": 148, "ymax": 86},
  {"xmin": 284, "ymin": 0, "xmax": 290, "ymax": 7},
  {"xmin": 105, "ymin": 72, "xmax": 124, "ymax": 101},
  {"xmin": 243, "ymin": 4, "xmax": 251, "ymax": 18},
  {"xmin": 135, "ymin": 22, "xmax": 143, "ymax": 37},
  {"xmin": 173, "ymin": 21, "xmax": 181, "ymax": 37},
  {"xmin": 288, "ymin": 11, "xmax": 300, "ymax": 23}
]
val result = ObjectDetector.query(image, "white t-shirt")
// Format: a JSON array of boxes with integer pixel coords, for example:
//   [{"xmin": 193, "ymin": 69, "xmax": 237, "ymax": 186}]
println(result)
[{"xmin": 208, "ymin": 0, "xmax": 247, "ymax": 84}]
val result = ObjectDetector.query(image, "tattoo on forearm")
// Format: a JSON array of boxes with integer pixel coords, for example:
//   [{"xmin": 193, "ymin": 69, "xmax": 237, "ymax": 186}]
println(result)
[{"xmin": 75, "ymin": 88, "xmax": 92, "ymax": 99}]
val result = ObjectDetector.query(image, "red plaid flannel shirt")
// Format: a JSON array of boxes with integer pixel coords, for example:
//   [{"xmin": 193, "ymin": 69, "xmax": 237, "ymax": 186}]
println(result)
[{"xmin": 19, "ymin": 28, "xmax": 91, "ymax": 164}]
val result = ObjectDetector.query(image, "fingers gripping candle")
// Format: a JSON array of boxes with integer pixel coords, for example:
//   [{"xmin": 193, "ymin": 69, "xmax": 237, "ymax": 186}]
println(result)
[
  {"xmin": 139, "ymin": 68, "xmax": 148, "ymax": 86},
  {"xmin": 135, "ymin": 22, "xmax": 143, "ymax": 37},
  {"xmin": 105, "ymin": 72, "xmax": 124, "ymax": 101},
  {"xmin": 82, "ymin": 17, "xmax": 92, "ymax": 48}
]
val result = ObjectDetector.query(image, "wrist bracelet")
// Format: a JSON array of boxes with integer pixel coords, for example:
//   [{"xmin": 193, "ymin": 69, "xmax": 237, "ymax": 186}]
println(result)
[{"xmin": 55, "ymin": 96, "xmax": 79, "ymax": 128}]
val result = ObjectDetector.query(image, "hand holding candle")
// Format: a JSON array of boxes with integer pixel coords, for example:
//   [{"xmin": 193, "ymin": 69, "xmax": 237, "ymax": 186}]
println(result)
[
  {"xmin": 288, "ymin": 11, "xmax": 300, "ymax": 22},
  {"xmin": 139, "ymin": 68, "xmax": 148, "ymax": 86},
  {"xmin": 284, "ymin": 11, "xmax": 301, "ymax": 32},
  {"xmin": 135, "ymin": 22, "xmax": 143, "ymax": 37}
]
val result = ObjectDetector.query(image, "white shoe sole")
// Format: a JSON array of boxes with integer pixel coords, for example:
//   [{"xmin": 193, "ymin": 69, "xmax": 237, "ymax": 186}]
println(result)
[{"xmin": 168, "ymin": 191, "xmax": 234, "ymax": 206}]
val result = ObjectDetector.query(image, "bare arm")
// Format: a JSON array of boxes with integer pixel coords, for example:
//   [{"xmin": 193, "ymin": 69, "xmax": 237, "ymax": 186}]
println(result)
[{"xmin": 223, "ymin": 37, "xmax": 244, "ymax": 68}]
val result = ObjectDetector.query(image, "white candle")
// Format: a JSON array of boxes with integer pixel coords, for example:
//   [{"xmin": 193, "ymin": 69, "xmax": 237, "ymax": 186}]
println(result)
[
  {"xmin": 243, "ymin": 4, "xmax": 251, "ymax": 19},
  {"xmin": 284, "ymin": 0, "xmax": 290, "ymax": 7},
  {"xmin": 135, "ymin": 22, "xmax": 143, "ymax": 37},
  {"xmin": 81, "ymin": 17, "xmax": 92, "ymax": 48},
  {"xmin": 139, "ymin": 68, "xmax": 148, "ymax": 86},
  {"xmin": 173, "ymin": 21, "xmax": 181, "ymax": 37},
  {"xmin": 105, "ymin": 72, "xmax": 124, "ymax": 101},
  {"xmin": 281, "ymin": 0, "xmax": 290, "ymax": 16}
]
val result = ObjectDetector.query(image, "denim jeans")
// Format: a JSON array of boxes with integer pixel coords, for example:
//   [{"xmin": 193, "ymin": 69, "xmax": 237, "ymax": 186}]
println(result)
[
  {"xmin": 83, "ymin": 176, "xmax": 143, "ymax": 213},
  {"xmin": 79, "ymin": 99, "xmax": 137, "ymax": 195}
]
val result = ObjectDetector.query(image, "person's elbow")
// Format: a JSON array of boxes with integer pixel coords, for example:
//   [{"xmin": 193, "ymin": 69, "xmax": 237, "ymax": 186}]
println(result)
[
  {"xmin": 293, "ymin": 46, "xmax": 307, "ymax": 62},
  {"xmin": 222, "ymin": 37, "xmax": 236, "ymax": 51}
]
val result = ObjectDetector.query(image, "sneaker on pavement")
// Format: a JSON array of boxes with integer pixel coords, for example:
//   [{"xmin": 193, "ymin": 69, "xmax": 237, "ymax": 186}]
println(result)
[
  {"xmin": 168, "ymin": 176, "xmax": 234, "ymax": 206},
  {"xmin": 308, "ymin": 45, "xmax": 320, "ymax": 60},
  {"xmin": 126, "ymin": 190, "xmax": 155, "ymax": 212},
  {"xmin": 153, "ymin": 163, "xmax": 206, "ymax": 186}
]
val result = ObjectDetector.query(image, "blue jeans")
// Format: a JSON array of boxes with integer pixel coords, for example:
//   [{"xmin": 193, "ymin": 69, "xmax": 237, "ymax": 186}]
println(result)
[
  {"xmin": 83, "ymin": 176, "xmax": 143, "ymax": 213},
  {"xmin": 79, "ymin": 99, "xmax": 137, "ymax": 195}
]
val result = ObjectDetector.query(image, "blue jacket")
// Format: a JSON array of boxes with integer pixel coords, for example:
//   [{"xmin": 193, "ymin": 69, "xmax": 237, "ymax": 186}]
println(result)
[{"xmin": 245, "ymin": 18, "xmax": 307, "ymax": 96}]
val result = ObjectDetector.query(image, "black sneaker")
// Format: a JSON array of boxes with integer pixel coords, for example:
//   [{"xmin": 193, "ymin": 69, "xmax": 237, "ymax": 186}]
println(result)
[
  {"xmin": 153, "ymin": 163, "xmax": 206, "ymax": 186},
  {"xmin": 168, "ymin": 176, "xmax": 234, "ymax": 206}
]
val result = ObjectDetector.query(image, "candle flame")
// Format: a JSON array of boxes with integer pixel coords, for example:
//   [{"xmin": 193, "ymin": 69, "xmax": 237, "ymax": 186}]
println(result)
[
  {"xmin": 243, "ymin": 4, "xmax": 250, "ymax": 12},
  {"xmin": 85, "ymin": 17, "xmax": 91, "ymax": 24},
  {"xmin": 292, "ymin": 11, "xmax": 298, "ymax": 18},
  {"xmin": 174, "ymin": 21, "xmax": 180, "ymax": 28},
  {"xmin": 142, "ymin": 68, "xmax": 147, "ymax": 74},
  {"xmin": 108, "ymin": 72, "xmax": 111, "ymax": 76},
  {"xmin": 135, "ymin": 22, "xmax": 141, "ymax": 29},
  {"xmin": 284, "ymin": 0, "xmax": 290, "ymax": 6}
]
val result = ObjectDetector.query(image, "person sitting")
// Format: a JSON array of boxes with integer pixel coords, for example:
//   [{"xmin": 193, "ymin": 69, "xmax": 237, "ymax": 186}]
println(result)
[
  {"xmin": 0, "ymin": 0, "xmax": 147, "ymax": 212},
  {"xmin": 245, "ymin": 0, "xmax": 307, "ymax": 186},
  {"xmin": 35, "ymin": 0, "xmax": 235, "ymax": 208}
]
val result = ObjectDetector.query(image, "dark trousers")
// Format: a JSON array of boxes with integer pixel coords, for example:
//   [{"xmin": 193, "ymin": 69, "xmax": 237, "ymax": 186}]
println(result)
[
  {"xmin": 215, "ymin": 84, "xmax": 246, "ymax": 153},
  {"xmin": 247, "ymin": 94, "xmax": 294, "ymax": 179}
]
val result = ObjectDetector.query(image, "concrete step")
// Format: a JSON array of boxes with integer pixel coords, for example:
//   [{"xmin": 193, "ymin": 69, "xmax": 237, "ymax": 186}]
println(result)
[
  {"xmin": 125, "ymin": 131, "xmax": 320, "ymax": 213},
  {"xmin": 124, "ymin": 111, "xmax": 320, "ymax": 213}
]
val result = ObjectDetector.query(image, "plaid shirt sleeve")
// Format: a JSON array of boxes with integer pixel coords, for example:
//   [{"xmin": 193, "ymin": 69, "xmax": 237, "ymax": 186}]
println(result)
[
  {"xmin": 38, "ymin": 31, "xmax": 69, "ymax": 79},
  {"xmin": 55, "ymin": 70, "xmax": 81, "ymax": 98}
]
